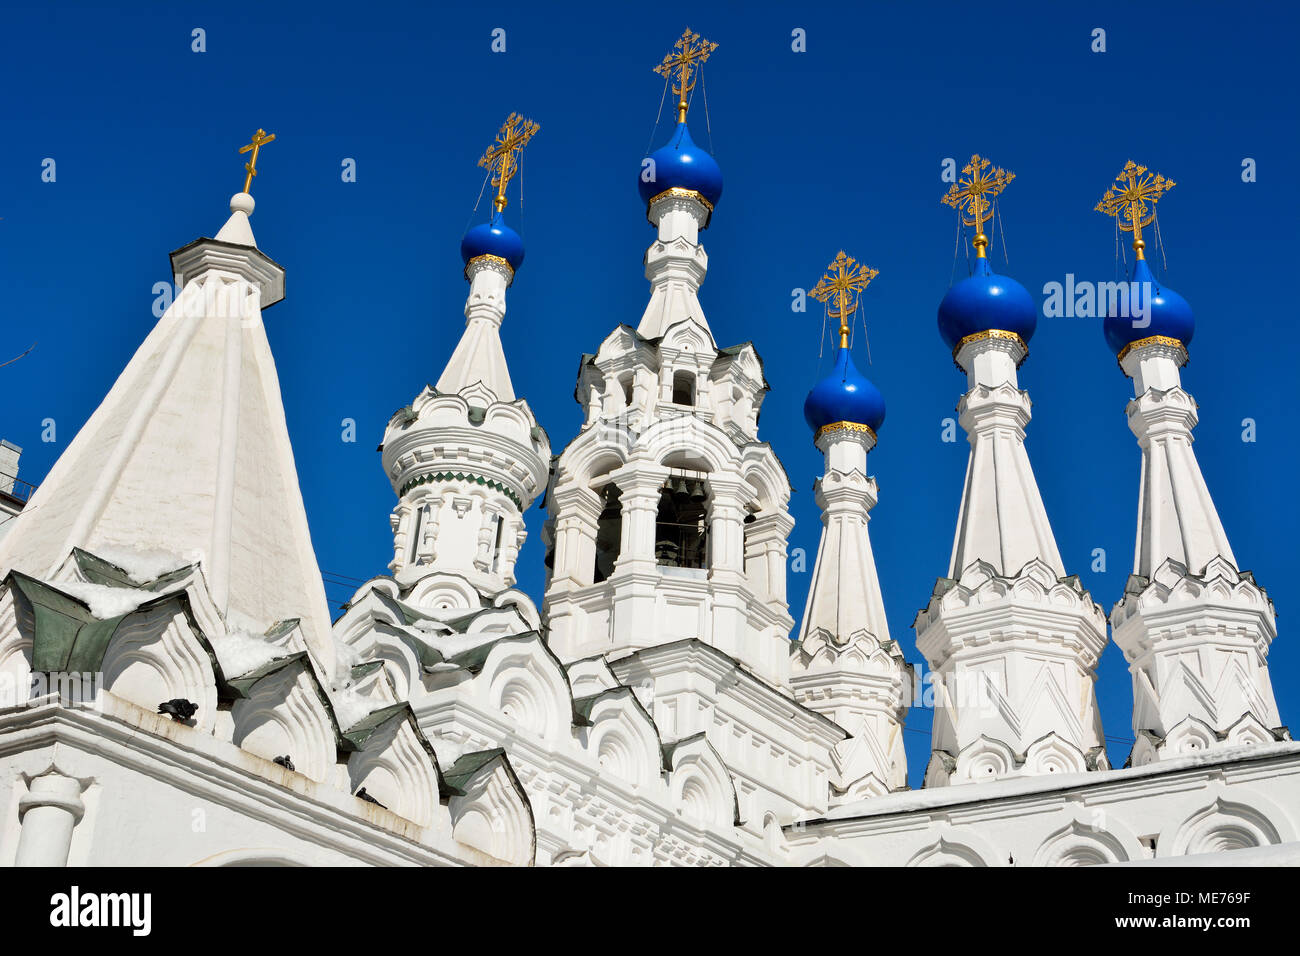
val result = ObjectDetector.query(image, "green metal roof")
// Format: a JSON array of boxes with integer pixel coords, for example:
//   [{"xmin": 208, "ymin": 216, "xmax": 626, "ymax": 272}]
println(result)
[{"xmin": 441, "ymin": 748, "xmax": 506, "ymax": 796}]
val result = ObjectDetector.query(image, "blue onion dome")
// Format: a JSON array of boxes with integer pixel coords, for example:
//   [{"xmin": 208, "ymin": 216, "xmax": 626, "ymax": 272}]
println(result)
[
  {"xmin": 937, "ymin": 256, "xmax": 1037, "ymax": 353},
  {"xmin": 804, "ymin": 345, "xmax": 886, "ymax": 438},
  {"xmin": 460, "ymin": 209, "xmax": 524, "ymax": 273},
  {"xmin": 638, "ymin": 121, "xmax": 723, "ymax": 213},
  {"xmin": 1103, "ymin": 256, "xmax": 1194, "ymax": 357}
]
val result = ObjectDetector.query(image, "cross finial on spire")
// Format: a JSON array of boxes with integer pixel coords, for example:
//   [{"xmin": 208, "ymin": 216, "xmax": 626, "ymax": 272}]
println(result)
[
  {"xmin": 238, "ymin": 129, "xmax": 276, "ymax": 194},
  {"xmin": 941, "ymin": 154, "xmax": 1015, "ymax": 258},
  {"xmin": 809, "ymin": 251, "xmax": 879, "ymax": 349},
  {"xmin": 477, "ymin": 113, "xmax": 539, "ymax": 213},
  {"xmin": 654, "ymin": 28, "xmax": 719, "ymax": 124},
  {"xmin": 1095, "ymin": 160, "xmax": 1175, "ymax": 261}
]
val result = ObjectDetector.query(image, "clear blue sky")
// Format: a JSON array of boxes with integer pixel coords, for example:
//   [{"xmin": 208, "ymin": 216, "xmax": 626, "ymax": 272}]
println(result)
[{"xmin": 2, "ymin": 0, "xmax": 1296, "ymax": 784}]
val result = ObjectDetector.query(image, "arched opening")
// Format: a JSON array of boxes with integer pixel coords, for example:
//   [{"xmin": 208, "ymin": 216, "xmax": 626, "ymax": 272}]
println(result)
[
  {"xmin": 407, "ymin": 502, "xmax": 429, "ymax": 564},
  {"xmin": 619, "ymin": 372, "xmax": 635, "ymax": 409},
  {"xmin": 742, "ymin": 508, "xmax": 757, "ymax": 575},
  {"xmin": 672, "ymin": 370, "xmax": 695, "ymax": 406},
  {"xmin": 655, "ymin": 475, "xmax": 708, "ymax": 569},
  {"xmin": 489, "ymin": 511, "xmax": 505, "ymax": 573},
  {"xmin": 593, "ymin": 483, "xmax": 622, "ymax": 583}
]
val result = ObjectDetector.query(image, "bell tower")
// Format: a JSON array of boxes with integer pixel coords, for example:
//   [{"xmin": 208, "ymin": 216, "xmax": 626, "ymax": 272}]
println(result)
[{"xmin": 541, "ymin": 31, "xmax": 793, "ymax": 686}]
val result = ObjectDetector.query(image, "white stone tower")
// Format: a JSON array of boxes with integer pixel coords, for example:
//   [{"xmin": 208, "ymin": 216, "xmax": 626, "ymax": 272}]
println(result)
[
  {"xmin": 0, "ymin": 179, "xmax": 338, "ymax": 677},
  {"xmin": 379, "ymin": 114, "xmax": 550, "ymax": 605},
  {"xmin": 1096, "ymin": 162, "xmax": 1285, "ymax": 765},
  {"xmin": 917, "ymin": 157, "xmax": 1109, "ymax": 786},
  {"xmin": 789, "ymin": 253, "xmax": 910, "ymax": 800},
  {"xmin": 542, "ymin": 35, "xmax": 792, "ymax": 686}
]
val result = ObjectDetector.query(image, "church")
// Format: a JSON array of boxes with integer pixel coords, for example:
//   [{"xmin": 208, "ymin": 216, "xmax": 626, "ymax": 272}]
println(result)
[{"xmin": 0, "ymin": 29, "xmax": 1294, "ymax": 867}]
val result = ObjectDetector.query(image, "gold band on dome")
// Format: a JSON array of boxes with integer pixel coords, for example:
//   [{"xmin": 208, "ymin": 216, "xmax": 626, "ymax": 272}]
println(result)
[
  {"xmin": 1116, "ymin": 334, "xmax": 1186, "ymax": 364},
  {"xmin": 646, "ymin": 186, "xmax": 714, "ymax": 213},
  {"xmin": 646, "ymin": 186, "xmax": 714, "ymax": 227},
  {"xmin": 815, "ymin": 421, "xmax": 878, "ymax": 444},
  {"xmin": 464, "ymin": 253, "xmax": 514, "ymax": 284},
  {"xmin": 953, "ymin": 328, "xmax": 1028, "ymax": 368}
]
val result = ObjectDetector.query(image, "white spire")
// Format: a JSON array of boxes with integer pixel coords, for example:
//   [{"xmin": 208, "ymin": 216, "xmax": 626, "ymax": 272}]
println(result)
[
  {"xmin": 1112, "ymin": 341, "xmax": 1283, "ymax": 764},
  {"xmin": 791, "ymin": 427, "xmax": 909, "ymax": 798},
  {"xmin": 435, "ymin": 257, "xmax": 516, "ymax": 401},
  {"xmin": 214, "ymin": 191, "xmax": 258, "ymax": 247},
  {"xmin": 636, "ymin": 194, "xmax": 712, "ymax": 341},
  {"xmin": 0, "ymin": 192, "xmax": 338, "ymax": 679},
  {"xmin": 381, "ymin": 254, "xmax": 547, "ymax": 598},
  {"xmin": 947, "ymin": 337, "xmax": 1063, "ymax": 577},
  {"xmin": 1122, "ymin": 344, "xmax": 1236, "ymax": 577},
  {"xmin": 798, "ymin": 430, "xmax": 890, "ymax": 645},
  {"xmin": 916, "ymin": 335, "xmax": 1108, "ymax": 786}
]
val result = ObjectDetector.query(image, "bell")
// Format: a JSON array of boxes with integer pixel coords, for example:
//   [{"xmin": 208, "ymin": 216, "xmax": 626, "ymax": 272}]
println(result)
[
  {"xmin": 690, "ymin": 480, "xmax": 708, "ymax": 502},
  {"xmin": 673, "ymin": 476, "xmax": 689, "ymax": 496}
]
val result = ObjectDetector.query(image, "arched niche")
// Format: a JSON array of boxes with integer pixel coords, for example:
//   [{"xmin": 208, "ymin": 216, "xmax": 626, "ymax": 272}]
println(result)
[
  {"xmin": 101, "ymin": 602, "xmax": 218, "ymax": 733},
  {"xmin": 479, "ymin": 636, "xmax": 572, "ymax": 743}
]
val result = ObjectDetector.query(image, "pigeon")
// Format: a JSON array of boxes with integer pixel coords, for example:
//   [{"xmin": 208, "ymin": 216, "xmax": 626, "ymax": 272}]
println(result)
[
  {"xmin": 355, "ymin": 787, "xmax": 387, "ymax": 809},
  {"xmin": 273, "ymin": 755, "xmax": 296, "ymax": 771},
  {"xmin": 157, "ymin": 698, "xmax": 198, "ymax": 721}
]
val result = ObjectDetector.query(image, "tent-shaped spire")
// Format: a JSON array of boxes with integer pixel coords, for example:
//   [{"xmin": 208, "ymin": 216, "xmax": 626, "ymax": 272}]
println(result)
[
  {"xmin": 435, "ymin": 255, "xmax": 516, "ymax": 401},
  {"xmin": 0, "ymin": 191, "xmax": 337, "ymax": 679}
]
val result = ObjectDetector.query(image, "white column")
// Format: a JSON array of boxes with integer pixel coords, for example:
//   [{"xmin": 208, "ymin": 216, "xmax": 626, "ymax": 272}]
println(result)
[
  {"xmin": 16, "ymin": 772, "xmax": 86, "ymax": 867},
  {"xmin": 474, "ymin": 501, "xmax": 500, "ymax": 572},
  {"xmin": 705, "ymin": 475, "xmax": 748, "ymax": 578},
  {"xmin": 745, "ymin": 511, "xmax": 792, "ymax": 608},
  {"xmin": 501, "ymin": 519, "xmax": 525, "ymax": 587},
  {"xmin": 612, "ymin": 469, "xmax": 667, "ymax": 572},
  {"xmin": 549, "ymin": 487, "xmax": 602, "ymax": 588}
]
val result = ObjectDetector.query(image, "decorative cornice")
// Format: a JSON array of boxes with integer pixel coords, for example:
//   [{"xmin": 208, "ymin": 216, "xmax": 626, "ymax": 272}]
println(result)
[
  {"xmin": 399, "ymin": 471, "xmax": 523, "ymax": 509},
  {"xmin": 1117, "ymin": 334, "xmax": 1186, "ymax": 366},
  {"xmin": 646, "ymin": 186, "xmax": 714, "ymax": 214},
  {"xmin": 953, "ymin": 329, "xmax": 1027, "ymax": 369},
  {"xmin": 915, "ymin": 559, "xmax": 1109, "ymax": 667},
  {"xmin": 169, "ymin": 236, "xmax": 287, "ymax": 308},
  {"xmin": 646, "ymin": 187, "xmax": 713, "ymax": 228},
  {"xmin": 464, "ymin": 253, "xmax": 515, "ymax": 285},
  {"xmin": 814, "ymin": 421, "xmax": 877, "ymax": 445}
]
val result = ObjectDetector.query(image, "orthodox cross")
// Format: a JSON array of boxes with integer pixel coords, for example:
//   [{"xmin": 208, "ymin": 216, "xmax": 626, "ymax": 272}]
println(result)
[
  {"xmin": 1095, "ymin": 160, "xmax": 1175, "ymax": 260},
  {"xmin": 654, "ymin": 28, "xmax": 719, "ymax": 124},
  {"xmin": 477, "ymin": 113, "xmax": 539, "ymax": 213},
  {"xmin": 239, "ymin": 129, "xmax": 276, "ymax": 194},
  {"xmin": 809, "ymin": 251, "xmax": 879, "ymax": 349},
  {"xmin": 941, "ymin": 154, "xmax": 1015, "ymax": 257}
]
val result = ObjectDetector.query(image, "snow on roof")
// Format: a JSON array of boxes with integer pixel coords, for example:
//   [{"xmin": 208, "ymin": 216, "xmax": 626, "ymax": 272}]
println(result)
[{"xmin": 50, "ymin": 580, "xmax": 150, "ymax": 619}]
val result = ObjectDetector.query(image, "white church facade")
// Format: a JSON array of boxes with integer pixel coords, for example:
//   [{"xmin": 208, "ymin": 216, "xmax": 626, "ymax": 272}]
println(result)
[{"xmin": 0, "ymin": 34, "xmax": 1294, "ymax": 868}]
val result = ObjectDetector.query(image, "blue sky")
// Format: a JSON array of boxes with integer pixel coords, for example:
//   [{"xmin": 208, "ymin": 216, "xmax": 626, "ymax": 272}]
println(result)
[{"xmin": 2, "ymin": 0, "xmax": 1296, "ymax": 784}]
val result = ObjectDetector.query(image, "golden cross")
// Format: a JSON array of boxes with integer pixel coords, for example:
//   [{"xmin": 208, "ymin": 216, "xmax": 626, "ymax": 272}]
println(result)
[
  {"xmin": 809, "ymin": 251, "xmax": 879, "ymax": 349},
  {"xmin": 477, "ymin": 113, "xmax": 540, "ymax": 213},
  {"xmin": 654, "ymin": 28, "xmax": 719, "ymax": 124},
  {"xmin": 1095, "ymin": 160, "xmax": 1175, "ymax": 260},
  {"xmin": 941, "ymin": 154, "xmax": 1015, "ymax": 258},
  {"xmin": 238, "ymin": 128, "xmax": 276, "ymax": 194}
]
